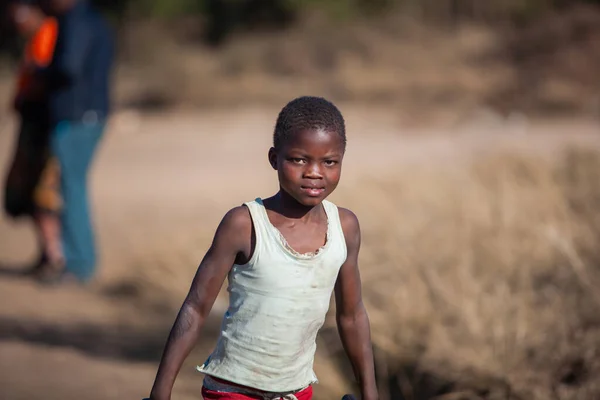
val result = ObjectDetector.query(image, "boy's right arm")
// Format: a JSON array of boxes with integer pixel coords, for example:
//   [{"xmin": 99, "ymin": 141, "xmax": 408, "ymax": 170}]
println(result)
[{"xmin": 148, "ymin": 206, "xmax": 252, "ymax": 400}]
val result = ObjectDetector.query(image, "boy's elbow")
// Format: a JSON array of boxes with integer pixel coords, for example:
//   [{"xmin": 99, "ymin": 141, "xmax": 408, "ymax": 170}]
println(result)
[
  {"xmin": 337, "ymin": 303, "xmax": 368, "ymax": 328},
  {"xmin": 336, "ymin": 314, "xmax": 356, "ymax": 332},
  {"xmin": 183, "ymin": 294, "xmax": 211, "ymax": 322}
]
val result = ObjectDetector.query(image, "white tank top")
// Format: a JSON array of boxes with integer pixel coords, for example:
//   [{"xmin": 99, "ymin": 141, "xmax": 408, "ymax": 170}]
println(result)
[{"xmin": 197, "ymin": 198, "xmax": 347, "ymax": 393}]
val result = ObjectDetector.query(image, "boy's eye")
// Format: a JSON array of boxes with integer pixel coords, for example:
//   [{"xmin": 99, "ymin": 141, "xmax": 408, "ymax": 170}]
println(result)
[
  {"xmin": 324, "ymin": 160, "xmax": 338, "ymax": 166},
  {"xmin": 290, "ymin": 158, "xmax": 306, "ymax": 164}
]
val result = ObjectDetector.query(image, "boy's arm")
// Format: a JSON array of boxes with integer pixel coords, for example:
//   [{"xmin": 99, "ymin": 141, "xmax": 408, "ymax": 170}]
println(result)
[
  {"xmin": 335, "ymin": 209, "xmax": 379, "ymax": 400},
  {"xmin": 149, "ymin": 207, "xmax": 251, "ymax": 400}
]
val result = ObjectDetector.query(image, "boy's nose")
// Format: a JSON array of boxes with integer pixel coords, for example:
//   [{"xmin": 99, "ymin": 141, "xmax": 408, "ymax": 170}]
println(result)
[{"xmin": 304, "ymin": 163, "xmax": 323, "ymax": 179}]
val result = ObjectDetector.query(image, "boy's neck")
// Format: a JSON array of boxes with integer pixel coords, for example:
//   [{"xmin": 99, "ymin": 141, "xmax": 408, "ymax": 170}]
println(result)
[{"xmin": 268, "ymin": 191, "xmax": 322, "ymax": 220}]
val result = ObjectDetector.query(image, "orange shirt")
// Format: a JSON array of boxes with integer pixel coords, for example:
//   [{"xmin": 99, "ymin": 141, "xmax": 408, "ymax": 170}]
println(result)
[{"xmin": 15, "ymin": 17, "xmax": 59, "ymax": 101}]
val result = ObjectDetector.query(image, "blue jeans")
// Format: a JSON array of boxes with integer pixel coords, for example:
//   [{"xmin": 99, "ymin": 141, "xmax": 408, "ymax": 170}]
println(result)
[{"xmin": 51, "ymin": 120, "xmax": 105, "ymax": 281}]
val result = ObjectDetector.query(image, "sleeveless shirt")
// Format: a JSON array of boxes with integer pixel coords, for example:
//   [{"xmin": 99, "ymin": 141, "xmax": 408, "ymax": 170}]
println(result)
[{"xmin": 197, "ymin": 198, "xmax": 348, "ymax": 393}]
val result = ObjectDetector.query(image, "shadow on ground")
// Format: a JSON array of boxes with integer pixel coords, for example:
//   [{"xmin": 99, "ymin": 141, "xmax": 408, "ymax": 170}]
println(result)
[
  {"xmin": 0, "ymin": 314, "xmax": 222, "ymax": 363},
  {"xmin": 0, "ymin": 263, "xmax": 32, "ymax": 279}
]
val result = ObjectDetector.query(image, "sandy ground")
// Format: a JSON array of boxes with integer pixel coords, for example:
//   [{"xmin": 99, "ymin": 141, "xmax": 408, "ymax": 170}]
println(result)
[{"xmin": 0, "ymin": 107, "xmax": 599, "ymax": 400}]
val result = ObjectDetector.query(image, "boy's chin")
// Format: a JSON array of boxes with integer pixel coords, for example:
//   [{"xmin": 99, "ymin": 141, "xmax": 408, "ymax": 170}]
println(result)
[
  {"xmin": 294, "ymin": 194, "xmax": 327, "ymax": 207},
  {"xmin": 281, "ymin": 187, "xmax": 330, "ymax": 207}
]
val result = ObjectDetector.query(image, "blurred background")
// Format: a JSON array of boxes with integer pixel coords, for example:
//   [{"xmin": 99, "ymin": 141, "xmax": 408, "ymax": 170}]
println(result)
[{"xmin": 1, "ymin": 1, "xmax": 600, "ymax": 399}]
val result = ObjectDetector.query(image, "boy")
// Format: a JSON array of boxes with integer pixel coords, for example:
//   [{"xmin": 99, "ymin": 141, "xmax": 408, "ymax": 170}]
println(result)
[{"xmin": 147, "ymin": 97, "xmax": 378, "ymax": 400}]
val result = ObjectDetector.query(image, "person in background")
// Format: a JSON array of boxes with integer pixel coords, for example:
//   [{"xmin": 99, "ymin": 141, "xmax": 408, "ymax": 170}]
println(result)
[
  {"xmin": 3, "ymin": 0, "xmax": 63, "ymax": 278},
  {"xmin": 39, "ymin": 0, "xmax": 114, "ymax": 284}
]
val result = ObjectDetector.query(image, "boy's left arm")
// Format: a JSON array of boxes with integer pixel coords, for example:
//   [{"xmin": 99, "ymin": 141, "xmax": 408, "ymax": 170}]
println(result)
[{"xmin": 335, "ymin": 208, "xmax": 379, "ymax": 400}]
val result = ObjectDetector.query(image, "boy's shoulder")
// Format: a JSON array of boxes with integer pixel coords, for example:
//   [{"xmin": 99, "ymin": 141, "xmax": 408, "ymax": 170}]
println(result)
[
  {"xmin": 213, "ymin": 205, "xmax": 254, "ymax": 248},
  {"xmin": 333, "ymin": 205, "xmax": 361, "ymax": 251},
  {"xmin": 331, "ymin": 204, "xmax": 360, "ymax": 234},
  {"xmin": 207, "ymin": 206, "xmax": 254, "ymax": 255},
  {"xmin": 221, "ymin": 205, "xmax": 253, "ymax": 229}
]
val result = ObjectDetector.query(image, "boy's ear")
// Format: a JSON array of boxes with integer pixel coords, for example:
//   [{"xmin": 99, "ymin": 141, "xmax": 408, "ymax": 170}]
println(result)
[{"xmin": 268, "ymin": 147, "xmax": 278, "ymax": 170}]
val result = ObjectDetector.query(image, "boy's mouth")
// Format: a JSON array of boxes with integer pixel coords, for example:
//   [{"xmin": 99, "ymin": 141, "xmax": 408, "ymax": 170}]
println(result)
[{"xmin": 300, "ymin": 186, "xmax": 325, "ymax": 197}]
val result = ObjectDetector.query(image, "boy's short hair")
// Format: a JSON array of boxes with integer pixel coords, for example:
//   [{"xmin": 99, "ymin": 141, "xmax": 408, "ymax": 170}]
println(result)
[{"xmin": 273, "ymin": 96, "xmax": 346, "ymax": 151}]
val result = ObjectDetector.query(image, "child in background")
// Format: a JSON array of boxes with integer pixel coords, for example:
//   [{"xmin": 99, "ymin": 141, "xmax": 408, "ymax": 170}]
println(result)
[
  {"xmin": 3, "ymin": 0, "xmax": 63, "ymax": 277},
  {"xmin": 12, "ymin": 0, "xmax": 57, "ymax": 108},
  {"xmin": 147, "ymin": 96, "xmax": 379, "ymax": 400}
]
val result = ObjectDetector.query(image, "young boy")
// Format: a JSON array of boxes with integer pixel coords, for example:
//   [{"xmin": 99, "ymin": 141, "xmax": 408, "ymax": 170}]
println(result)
[{"xmin": 147, "ymin": 97, "xmax": 378, "ymax": 400}]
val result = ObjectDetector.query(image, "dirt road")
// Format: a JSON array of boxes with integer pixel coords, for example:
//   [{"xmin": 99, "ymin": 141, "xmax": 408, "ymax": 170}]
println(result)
[{"xmin": 0, "ymin": 108, "xmax": 598, "ymax": 400}]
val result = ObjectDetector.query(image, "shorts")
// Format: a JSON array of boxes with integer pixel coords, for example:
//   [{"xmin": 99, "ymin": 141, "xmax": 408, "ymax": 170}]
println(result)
[{"xmin": 201, "ymin": 376, "xmax": 313, "ymax": 400}]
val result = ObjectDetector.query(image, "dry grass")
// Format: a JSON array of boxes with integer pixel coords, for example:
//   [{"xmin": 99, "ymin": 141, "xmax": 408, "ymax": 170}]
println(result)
[{"xmin": 311, "ymin": 146, "xmax": 600, "ymax": 399}]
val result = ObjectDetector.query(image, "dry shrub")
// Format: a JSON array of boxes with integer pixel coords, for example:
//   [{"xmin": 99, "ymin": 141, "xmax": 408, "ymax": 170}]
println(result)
[
  {"xmin": 105, "ymin": 4, "xmax": 600, "ymax": 122},
  {"xmin": 322, "ymin": 147, "xmax": 600, "ymax": 399}
]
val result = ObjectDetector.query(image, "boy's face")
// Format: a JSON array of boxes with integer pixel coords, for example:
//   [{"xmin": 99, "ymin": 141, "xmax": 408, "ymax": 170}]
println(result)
[{"xmin": 269, "ymin": 129, "xmax": 345, "ymax": 207}]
